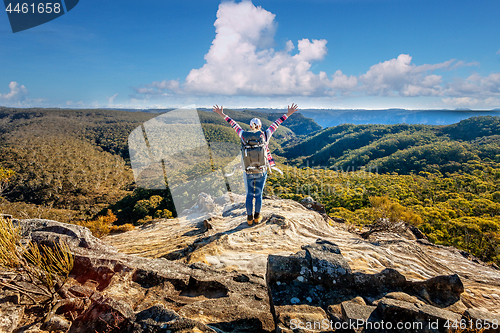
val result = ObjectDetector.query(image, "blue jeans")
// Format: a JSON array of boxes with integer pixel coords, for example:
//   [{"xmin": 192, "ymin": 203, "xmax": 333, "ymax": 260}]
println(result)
[{"xmin": 244, "ymin": 171, "xmax": 267, "ymax": 216}]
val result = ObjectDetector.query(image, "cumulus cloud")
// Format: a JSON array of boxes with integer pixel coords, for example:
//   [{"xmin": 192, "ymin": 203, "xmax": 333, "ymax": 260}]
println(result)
[
  {"xmin": 0, "ymin": 81, "xmax": 29, "ymax": 103},
  {"xmin": 445, "ymin": 73, "xmax": 500, "ymax": 98},
  {"xmin": 183, "ymin": 1, "xmax": 330, "ymax": 96},
  {"xmin": 131, "ymin": 1, "xmax": 499, "ymax": 109},
  {"xmin": 359, "ymin": 54, "xmax": 447, "ymax": 97},
  {"xmin": 441, "ymin": 73, "xmax": 500, "ymax": 108},
  {"xmin": 329, "ymin": 70, "xmax": 357, "ymax": 94}
]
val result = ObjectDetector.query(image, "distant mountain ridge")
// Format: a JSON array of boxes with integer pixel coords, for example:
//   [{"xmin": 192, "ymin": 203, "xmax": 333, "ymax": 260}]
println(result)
[
  {"xmin": 116, "ymin": 107, "xmax": 500, "ymax": 129},
  {"xmin": 278, "ymin": 115, "xmax": 500, "ymax": 174},
  {"xmin": 298, "ymin": 109, "xmax": 500, "ymax": 128},
  {"xmin": 41, "ymin": 107, "xmax": 500, "ymax": 129}
]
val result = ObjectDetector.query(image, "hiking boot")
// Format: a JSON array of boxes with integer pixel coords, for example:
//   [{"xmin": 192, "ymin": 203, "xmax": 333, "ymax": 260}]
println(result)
[
  {"xmin": 247, "ymin": 215, "xmax": 254, "ymax": 225},
  {"xmin": 253, "ymin": 212, "xmax": 262, "ymax": 224}
]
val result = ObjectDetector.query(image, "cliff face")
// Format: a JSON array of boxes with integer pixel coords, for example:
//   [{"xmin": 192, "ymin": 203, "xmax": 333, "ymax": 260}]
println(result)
[{"xmin": 1, "ymin": 195, "xmax": 500, "ymax": 333}]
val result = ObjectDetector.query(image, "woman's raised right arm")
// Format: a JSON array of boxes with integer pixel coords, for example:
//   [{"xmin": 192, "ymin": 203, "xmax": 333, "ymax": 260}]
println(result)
[
  {"xmin": 213, "ymin": 104, "xmax": 226, "ymax": 118},
  {"xmin": 213, "ymin": 105, "xmax": 243, "ymax": 138}
]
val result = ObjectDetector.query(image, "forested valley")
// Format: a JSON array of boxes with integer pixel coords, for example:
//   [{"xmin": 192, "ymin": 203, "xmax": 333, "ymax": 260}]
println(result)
[{"xmin": 0, "ymin": 107, "xmax": 499, "ymax": 265}]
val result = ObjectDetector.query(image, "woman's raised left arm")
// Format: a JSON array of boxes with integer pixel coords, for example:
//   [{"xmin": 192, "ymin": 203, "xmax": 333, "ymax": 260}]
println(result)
[{"xmin": 267, "ymin": 103, "xmax": 298, "ymax": 137}]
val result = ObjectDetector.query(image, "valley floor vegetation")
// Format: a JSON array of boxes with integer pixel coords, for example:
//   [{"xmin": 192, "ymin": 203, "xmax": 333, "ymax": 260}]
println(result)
[
  {"xmin": 0, "ymin": 107, "xmax": 499, "ymax": 265},
  {"xmin": 266, "ymin": 162, "xmax": 500, "ymax": 266}
]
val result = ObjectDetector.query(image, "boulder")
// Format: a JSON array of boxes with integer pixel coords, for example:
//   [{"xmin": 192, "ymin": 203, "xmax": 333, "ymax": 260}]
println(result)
[
  {"xmin": 300, "ymin": 197, "xmax": 326, "ymax": 214},
  {"xmin": 377, "ymin": 298, "xmax": 461, "ymax": 332},
  {"xmin": 134, "ymin": 304, "xmax": 216, "ymax": 333},
  {"xmin": 267, "ymin": 239, "xmax": 469, "ymax": 333},
  {"xmin": 267, "ymin": 239, "xmax": 352, "ymax": 288},
  {"xmin": 273, "ymin": 304, "xmax": 332, "ymax": 333},
  {"xmin": 17, "ymin": 218, "xmax": 114, "ymax": 254},
  {"xmin": 350, "ymin": 268, "xmax": 407, "ymax": 296},
  {"xmin": 302, "ymin": 239, "xmax": 352, "ymax": 287},
  {"xmin": 463, "ymin": 308, "xmax": 500, "ymax": 333},
  {"xmin": 340, "ymin": 302, "xmax": 378, "ymax": 332},
  {"xmin": 410, "ymin": 274, "xmax": 464, "ymax": 307},
  {"xmin": 267, "ymin": 251, "xmax": 310, "ymax": 286},
  {"xmin": 16, "ymin": 219, "xmax": 274, "ymax": 333}
]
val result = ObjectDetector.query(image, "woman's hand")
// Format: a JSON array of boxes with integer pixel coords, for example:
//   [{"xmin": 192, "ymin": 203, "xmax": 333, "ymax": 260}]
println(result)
[
  {"xmin": 287, "ymin": 103, "xmax": 298, "ymax": 117},
  {"xmin": 213, "ymin": 105, "xmax": 225, "ymax": 118}
]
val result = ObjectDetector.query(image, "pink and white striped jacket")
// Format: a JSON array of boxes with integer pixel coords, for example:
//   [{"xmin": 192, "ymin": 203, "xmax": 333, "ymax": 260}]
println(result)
[{"xmin": 224, "ymin": 114, "xmax": 288, "ymax": 168}]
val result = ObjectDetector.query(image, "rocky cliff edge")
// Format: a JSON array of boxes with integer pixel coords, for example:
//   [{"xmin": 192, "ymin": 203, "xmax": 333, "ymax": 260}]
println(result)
[{"xmin": 1, "ymin": 195, "xmax": 500, "ymax": 332}]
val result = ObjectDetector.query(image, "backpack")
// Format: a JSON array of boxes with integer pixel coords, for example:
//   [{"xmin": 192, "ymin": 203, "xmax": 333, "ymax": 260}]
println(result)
[{"xmin": 241, "ymin": 130, "xmax": 267, "ymax": 174}]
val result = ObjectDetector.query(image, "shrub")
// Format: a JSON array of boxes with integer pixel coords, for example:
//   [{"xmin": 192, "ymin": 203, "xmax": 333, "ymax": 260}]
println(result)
[
  {"xmin": 359, "ymin": 196, "xmax": 423, "ymax": 239},
  {"xmin": 369, "ymin": 196, "xmax": 423, "ymax": 226},
  {"xmin": 137, "ymin": 215, "xmax": 153, "ymax": 225},
  {"xmin": 153, "ymin": 209, "xmax": 173, "ymax": 219},
  {"xmin": 0, "ymin": 166, "xmax": 15, "ymax": 195},
  {"xmin": 0, "ymin": 214, "xmax": 74, "ymax": 303},
  {"xmin": 76, "ymin": 209, "xmax": 127, "ymax": 238},
  {"xmin": 132, "ymin": 199, "xmax": 151, "ymax": 217},
  {"xmin": 111, "ymin": 223, "xmax": 135, "ymax": 233},
  {"xmin": 132, "ymin": 195, "xmax": 167, "ymax": 221}
]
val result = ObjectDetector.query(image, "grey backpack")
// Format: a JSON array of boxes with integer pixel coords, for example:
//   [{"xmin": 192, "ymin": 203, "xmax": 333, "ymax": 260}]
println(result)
[{"xmin": 241, "ymin": 131, "xmax": 267, "ymax": 174}]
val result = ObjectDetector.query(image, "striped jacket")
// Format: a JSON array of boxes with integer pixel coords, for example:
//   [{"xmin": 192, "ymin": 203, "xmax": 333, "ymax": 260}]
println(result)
[{"xmin": 225, "ymin": 114, "xmax": 288, "ymax": 168}]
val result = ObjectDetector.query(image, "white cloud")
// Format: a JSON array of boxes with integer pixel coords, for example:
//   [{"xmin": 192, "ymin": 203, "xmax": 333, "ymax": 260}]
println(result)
[
  {"xmin": 107, "ymin": 93, "xmax": 118, "ymax": 105},
  {"xmin": 447, "ymin": 60, "xmax": 479, "ymax": 71},
  {"xmin": 359, "ymin": 54, "xmax": 445, "ymax": 97},
  {"xmin": 413, "ymin": 59, "xmax": 455, "ymax": 73},
  {"xmin": 329, "ymin": 70, "xmax": 357, "ymax": 94},
  {"xmin": 132, "ymin": 80, "xmax": 181, "ymax": 97},
  {"xmin": 0, "ymin": 81, "xmax": 29, "ymax": 103},
  {"xmin": 442, "ymin": 97, "xmax": 479, "ymax": 107},
  {"xmin": 131, "ymin": 1, "xmax": 498, "ymax": 109},
  {"xmin": 66, "ymin": 100, "xmax": 84, "ymax": 107},
  {"xmin": 442, "ymin": 97, "xmax": 500, "ymax": 108},
  {"xmin": 445, "ymin": 72, "xmax": 500, "ymax": 98},
  {"xmin": 184, "ymin": 1, "xmax": 330, "ymax": 96},
  {"xmin": 497, "ymin": 49, "xmax": 500, "ymax": 55},
  {"xmin": 412, "ymin": 59, "xmax": 477, "ymax": 72}
]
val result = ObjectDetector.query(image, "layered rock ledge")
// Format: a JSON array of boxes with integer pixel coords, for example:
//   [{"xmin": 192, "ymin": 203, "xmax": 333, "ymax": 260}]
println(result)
[{"xmin": 1, "ymin": 196, "xmax": 500, "ymax": 332}]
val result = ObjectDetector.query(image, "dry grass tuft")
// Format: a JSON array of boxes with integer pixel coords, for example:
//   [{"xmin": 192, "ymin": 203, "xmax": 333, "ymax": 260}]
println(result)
[{"xmin": 0, "ymin": 214, "xmax": 74, "ymax": 303}]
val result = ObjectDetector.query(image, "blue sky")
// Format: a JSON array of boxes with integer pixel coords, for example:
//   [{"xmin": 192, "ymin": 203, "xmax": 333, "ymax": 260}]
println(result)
[{"xmin": 1, "ymin": 0, "xmax": 499, "ymax": 110}]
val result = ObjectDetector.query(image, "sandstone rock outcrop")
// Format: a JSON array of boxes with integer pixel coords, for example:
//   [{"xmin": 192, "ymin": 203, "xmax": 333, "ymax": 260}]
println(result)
[
  {"xmin": 10, "ymin": 218, "xmax": 274, "ymax": 332},
  {"xmin": 267, "ymin": 239, "xmax": 466, "ymax": 332},
  {"xmin": 1, "ymin": 195, "xmax": 500, "ymax": 332}
]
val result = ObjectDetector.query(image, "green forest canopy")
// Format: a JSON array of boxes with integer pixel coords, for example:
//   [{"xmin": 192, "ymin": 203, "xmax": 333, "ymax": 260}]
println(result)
[{"xmin": 0, "ymin": 107, "xmax": 499, "ymax": 265}]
